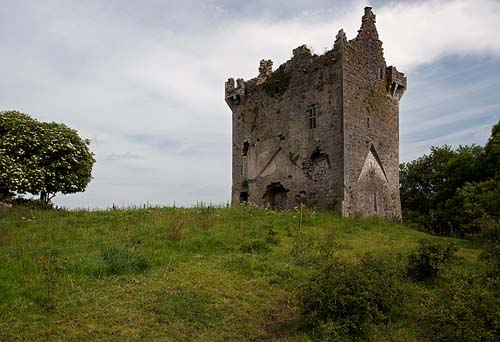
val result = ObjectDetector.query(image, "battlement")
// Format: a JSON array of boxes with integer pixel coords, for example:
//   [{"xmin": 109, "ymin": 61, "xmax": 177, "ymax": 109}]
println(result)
[
  {"xmin": 335, "ymin": 29, "xmax": 347, "ymax": 46},
  {"xmin": 292, "ymin": 45, "xmax": 312, "ymax": 58},
  {"xmin": 225, "ymin": 7, "xmax": 385, "ymax": 103}
]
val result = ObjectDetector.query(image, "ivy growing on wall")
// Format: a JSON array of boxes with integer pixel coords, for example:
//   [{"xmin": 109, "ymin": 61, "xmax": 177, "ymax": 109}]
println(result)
[{"xmin": 263, "ymin": 65, "xmax": 291, "ymax": 97}]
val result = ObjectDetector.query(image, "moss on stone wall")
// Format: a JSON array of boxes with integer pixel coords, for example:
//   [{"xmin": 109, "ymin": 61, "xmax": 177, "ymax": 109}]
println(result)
[
  {"xmin": 364, "ymin": 81, "xmax": 388, "ymax": 113},
  {"xmin": 263, "ymin": 65, "xmax": 290, "ymax": 97}
]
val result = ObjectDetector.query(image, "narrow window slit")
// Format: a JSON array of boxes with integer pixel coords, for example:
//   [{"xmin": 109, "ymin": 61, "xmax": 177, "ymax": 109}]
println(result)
[
  {"xmin": 242, "ymin": 142, "xmax": 249, "ymax": 156},
  {"xmin": 307, "ymin": 105, "xmax": 317, "ymax": 129}
]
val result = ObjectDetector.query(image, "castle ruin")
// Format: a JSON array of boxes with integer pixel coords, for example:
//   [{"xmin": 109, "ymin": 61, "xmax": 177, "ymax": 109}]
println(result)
[{"xmin": 225, "ymin": 7, "xmax": 406, "ymax": 218}]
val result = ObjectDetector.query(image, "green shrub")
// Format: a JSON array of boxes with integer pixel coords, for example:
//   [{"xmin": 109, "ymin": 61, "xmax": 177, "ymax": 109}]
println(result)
[
  {"xmin": 290, "ymin": 233, "xmax": 320, "ymax": 266},
  {"xmin": 290, "ymin": 231, "xmax": 337, "ymax": 266},
  {"xmin": 265, "ymin": 228, "xmax": 279, "ymax": 245},
  {"xmin": 11, "ymin": 198, "xmax": 54, "ymax": 210},
  {"xmin": 418, "ymin": 239, "xmax": 500, "ymax": 341},
  {"xmin": 100, "ymin": 246, "xmax": 149, "ymax": 275},
  {"xmin": 239, "ymin": 240, "xmax": 270, "ymax": 254},
  {"xmin": 299, "ymin": 254, "xmax": 409, "ymax": 340},
  {"xmin": 480, "ymin": 242, "xmax": 500, "ymax": 277},
  {"xmin": 477, "ymin": 218, "xmax": 500, "ymax": 244},
  {"xmin": 419, "ymin": 277, "xmax": 500, "ymax": 342},
  {"xmin": 407, "ymin": 239, "xmax": 457, "ymax": 281}
]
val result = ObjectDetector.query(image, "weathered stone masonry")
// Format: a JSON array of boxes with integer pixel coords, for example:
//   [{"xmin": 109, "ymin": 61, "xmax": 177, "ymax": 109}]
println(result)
[{"xmin": 225, "ymin": 7, "xmax": 406, "ymax": 218}]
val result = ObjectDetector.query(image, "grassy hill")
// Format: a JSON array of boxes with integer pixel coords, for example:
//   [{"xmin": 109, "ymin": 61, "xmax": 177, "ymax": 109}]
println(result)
[{"xmin": 0, "ymin": 206, "xmax": 482, "ymax": 341}]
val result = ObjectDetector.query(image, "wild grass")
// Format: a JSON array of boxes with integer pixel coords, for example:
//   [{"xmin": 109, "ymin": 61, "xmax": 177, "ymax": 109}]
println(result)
[{"xmin": 0, "ymin": 206, "xmax": 481, "ymax": 341}]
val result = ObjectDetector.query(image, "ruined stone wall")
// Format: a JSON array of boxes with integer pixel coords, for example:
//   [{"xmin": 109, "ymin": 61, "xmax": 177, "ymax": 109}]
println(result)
[
  {"xmin": 226, "ymin": 44, "xmax": 344, "ymax": 211},
  {"xmin": 342, "ymin": 8, "xmax": 404, "ymax": 218}
]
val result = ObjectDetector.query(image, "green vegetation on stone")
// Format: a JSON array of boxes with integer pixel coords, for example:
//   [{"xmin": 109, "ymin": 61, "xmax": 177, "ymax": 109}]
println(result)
[{"xmin": 263, "ymin": 65, "xmax": 291, "ymax": 97}]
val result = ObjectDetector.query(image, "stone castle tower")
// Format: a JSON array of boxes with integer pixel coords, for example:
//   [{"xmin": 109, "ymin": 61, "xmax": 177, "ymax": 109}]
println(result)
[{"xmin": 225, "ymin": 7, "xmax": 406, "ymax": 218}]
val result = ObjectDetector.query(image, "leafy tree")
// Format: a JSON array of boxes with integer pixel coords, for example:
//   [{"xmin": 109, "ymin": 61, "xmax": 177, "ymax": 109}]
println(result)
[
  {"xmin": 0, "ymin": 111, "xmax": 95, "ymax": 203},
  {"xmin": 400, "ymin": 119, "xmax": 500, "ymax": 238},
  {"xmin": 400, "ymin": 145, "xmax": 483, "ymax": 235},
  {"xmin": 483, "ymin": 120, "xmax": 500, "ymax": 179},
  {"xmin": 455, "ymin": 180, "xmax": 500, "ymax": 238}
]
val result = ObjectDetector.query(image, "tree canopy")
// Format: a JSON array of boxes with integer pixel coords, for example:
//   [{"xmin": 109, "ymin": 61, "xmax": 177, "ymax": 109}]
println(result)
[
  {"xmin": 400, "ymin": 119, "xmax": 500, "ymax": 238},
  {"xmin": 0, "ymin": 111, "xmax": 95, "ymax": 202}
]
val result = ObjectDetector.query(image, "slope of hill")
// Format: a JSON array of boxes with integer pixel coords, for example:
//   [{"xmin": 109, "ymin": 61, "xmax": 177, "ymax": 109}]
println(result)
[{"xmin": 0, "ymin": 206, "xmax": 482, "ymax": 341}]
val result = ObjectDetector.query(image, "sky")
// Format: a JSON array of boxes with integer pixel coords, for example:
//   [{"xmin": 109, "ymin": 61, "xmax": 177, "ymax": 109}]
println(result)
[{"xmin": 1, "ymin": 0, "xmax": 500, "ymax": 208}]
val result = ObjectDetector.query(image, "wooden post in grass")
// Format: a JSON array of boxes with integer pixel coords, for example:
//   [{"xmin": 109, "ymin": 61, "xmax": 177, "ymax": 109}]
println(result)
[
  {"xmin": 299, "ymin": 202, "xmax": 303, "ymax": 232},
  {"xmin": 299, "ymin": 191, "xmax": 306, "ymax": 232}
]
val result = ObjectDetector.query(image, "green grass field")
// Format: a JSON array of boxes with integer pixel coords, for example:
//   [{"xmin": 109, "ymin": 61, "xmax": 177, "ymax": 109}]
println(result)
[{"xmin": 0, "ymin": 206, "xmax": 480, "ymax": 341}]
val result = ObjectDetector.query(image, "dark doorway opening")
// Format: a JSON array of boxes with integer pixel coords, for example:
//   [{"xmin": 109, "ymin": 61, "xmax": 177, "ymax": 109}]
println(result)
[
  {"xmin": 242, "ymin": 142, "xmax": 249, "ymax": 156},
  {"xmin": 239, "ymin": 191, "xmax": 249, "ymax": 203},
  {"xmin": 262, "ymin": 182, "xmax": 289, "ymax": 209}
]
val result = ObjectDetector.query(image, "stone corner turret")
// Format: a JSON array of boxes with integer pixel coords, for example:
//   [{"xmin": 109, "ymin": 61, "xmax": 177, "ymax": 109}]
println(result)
[
  {"xmin": 225, "ymin": 77, "xmax": 246, "ymax": 111},
  {"xmin": 387, "ymin": 66, "xmax": 407, "ymax": 99}
]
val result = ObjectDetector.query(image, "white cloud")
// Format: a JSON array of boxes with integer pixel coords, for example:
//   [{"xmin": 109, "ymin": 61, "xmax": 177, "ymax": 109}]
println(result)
[
  {"xmin": 1, "ymin": 0, "xmax": 499, "ymax": 207},
  {"xmin": 377, "ymin": 0, "xmax": 500, "ymax": 70}
]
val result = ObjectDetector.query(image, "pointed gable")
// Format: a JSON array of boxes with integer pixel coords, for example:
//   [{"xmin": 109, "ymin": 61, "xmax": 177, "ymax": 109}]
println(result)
[{"xmin": 357, "ymin": 145, "xmax": 388, "ymax": 183}]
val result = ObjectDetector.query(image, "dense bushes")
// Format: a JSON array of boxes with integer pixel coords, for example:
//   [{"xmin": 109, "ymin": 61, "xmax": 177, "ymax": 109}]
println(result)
[
  {"xmin": 419, "ymin": 241, "xmax": 500, "ymax": 342},
  {"xmin": 298, "ymin": 240, "xmax": 500, "ymax": 341},
  {"xmin": 419, "ymin": 278, "xmax": 500, "ymax": 342},
  {"xmin": 407, "ymin": 239, "xmax": 457, "ymax": 281},
  {"xmin": 10, "ymin": 198, "xmax": 54, "ymax": 210},
  {"xmin": 300, "ymin": 254, "xmax": 409, "ymax": 340}
]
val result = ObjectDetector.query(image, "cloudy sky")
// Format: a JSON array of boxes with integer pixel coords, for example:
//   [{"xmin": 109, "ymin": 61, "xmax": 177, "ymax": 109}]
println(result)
[{"xmin": 1, "ymin": 0, "xmax": 500, "ymax": 208}]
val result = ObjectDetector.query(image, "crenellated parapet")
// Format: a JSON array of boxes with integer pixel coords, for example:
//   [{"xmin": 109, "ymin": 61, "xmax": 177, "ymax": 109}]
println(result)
[
  {"xmin": 334, "ymin": 29, "xmax": 347, "ymax": 48},
  {"xmin": 292, "ymin": 45, "xmax": 312, "ymax": 58},
  {"xmin": 225, "ymin": 77, "xmax": 246, "ymax": 110},
  {"xmin": 386, "ymin": 66, "xmax": 407, "ymax": 99},
  {"xmin": 256, "ymin": 59, "xmax": 273, "ymax": 85}
]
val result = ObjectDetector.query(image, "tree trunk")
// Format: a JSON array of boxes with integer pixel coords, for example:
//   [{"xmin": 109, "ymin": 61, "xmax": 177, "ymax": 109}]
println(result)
[{"xmin": 40, "ymin": 191, "xmax": 48, "ymax": 203}]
